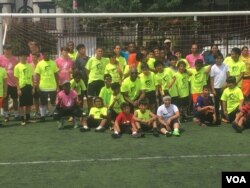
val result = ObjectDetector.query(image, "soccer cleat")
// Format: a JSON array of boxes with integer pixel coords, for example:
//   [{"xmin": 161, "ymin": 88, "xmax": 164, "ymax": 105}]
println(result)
[
  {"xmin": 20, "ymin": 121, "xmax": 26, "ymax": 126},
  {"xmin": 4, "ymin": 117, "xmax": 9, "ymax": 123},
  {"xmin": 131, "ymin": 132, "xmax": 142, "ymax": 138},
  {"xmin": 80, "ymin": 126, "xmax": 90, "ymax": 132},
  {"xmin": 152, "ymin": 128, "xmax": 159, "ymax": 137},
  {"xmin": 111, "ymin": 133, "xmax": 121, "ymax": 138},
  {"xmin": 137, "ymin": 128, "xmax": 145, "ymax": 137},
  {"xmin": 95, "ymin": 127, "xmax": 106, "ymax": 132},
  {"xmin": 172, "ymin": 130, "xmax": 180, "ymax": 136},
  {"xmin": 165, "ymin": 131, "xmax": 172, "ymax": 137}
]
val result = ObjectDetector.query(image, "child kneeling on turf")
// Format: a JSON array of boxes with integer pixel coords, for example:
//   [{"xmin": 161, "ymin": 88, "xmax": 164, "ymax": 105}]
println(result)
[
  {"xmin": 193, "ymin": 85, "xmax": 216, "ymax": 126},
  {"xmin": 80, "ymin": 97, "xmax": 108, "ymax": 132},
  {"xmin": 133, "ymin": 99, "xmax": 159, "ymax": 137},
  {"xmin": 55, "ymin": 81, "xmax": 82, "ymax": 129},
  {"xmin": 232, "ymin": 96, "xmax": 250, "ymax": 133},
  {"xmin": 112, "ymin": 102, "xmax": 142, "ymax": 138}
]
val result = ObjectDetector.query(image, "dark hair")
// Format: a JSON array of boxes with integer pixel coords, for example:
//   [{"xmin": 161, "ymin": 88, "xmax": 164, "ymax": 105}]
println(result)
[
  {"xmin": 136, "ymin": 52, "xmax": 145, "ymax": 61},
  {"xmin": 169, "ymin": 55, "xmax": 178, "ymax": 61},
  {"xmin": 210, "ymin": 44, "xmax": 218, "ymax": 49},
  {"xmin": 231, "ymin": 47, "xmax": 241, "ymax": 55},
  {"xmin": 177, "ymin": 60, "xmax": 186, "ymax": 68},
  {"xmin": 226, "ymin": 76, "xmax": 236, "ymax": 84},
  {"xmin": 154, "ymin": 60, "xmax": 164, "ymax": 68},
  {"xmin": 104, "ymin": 73, "xmax": 112, "ymax": 80},
  {"xmin": 203, "ymin": 85, "xmax": 210, "ymax": 90},
  {"xmin": 139, "ymin": 99, "xmax": 149, "ymax": 106},
  {"xmin": 61, "ymin": 47, "xmax": 70, "ymax": 52},
  {"xmin": 215, "ymin": 54, "xmax": 224, "ymax": 59},
  {"xmin": 31, "ymin": 52, "xmax": 40, "ymax": 58},
  {"xmin": 241, "ymin": 46, "xmax": 248, "ymax": 51},
  {"xmin": 76, "ymin": 44, "xmax": 85, "ymax": 51},
  {"xmin": 195, "ymin": 59, "xmax": 204, "ymax": 66},
  {"xmin": 120, "ymin": 102, "xmax": 130, "ymax": 110},
  {"xmin": 111, "ymin": 82, "xmax": 121, "ymax": 91},
  {"xmin": 93, "ymin": 97, "xmax": 103, "ymax": 104},
  {"xmin": 72, "ymin": 70, "xmax": 81, "ymax": 79},
  {"xmin": 141, "ymin": 63, "xmax": 149, "ymax": 70}
]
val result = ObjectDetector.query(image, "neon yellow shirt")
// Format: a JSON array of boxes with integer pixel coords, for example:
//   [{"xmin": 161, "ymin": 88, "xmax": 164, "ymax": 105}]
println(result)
[
  {"xmin": 139, "ymin": 72, "xmax": 156, "ymax": 92},
  {"xmin": 35, "ymin": 60, "xmax": 58, "ymax": 91},
  {"xmin": 147, "ymin": 58, "xmax": 156, "ymax": 70},
  {"xmin": 89, "ymin": 106, "xmax": 108, "ymax": 119},
  {"xmin": 167, "ymin": 68, "xmax": 178, "ymax": 97},
  {"xmin": 121, "ymin": 77, "xmax": 141, "ymax": 100},
  {"xmin": 70, "ymin": 79, "xmax": 86, "ymax": 95},
  {"xmin": 135, "ymin": 109, "xmax": 151, "ymax": 121},
  {"xmin": 85, "ymin": 57, "xmax": 108, "ymax": 84},
  {"xmin": 240, "ymin": 55, "xmax": 250, "ymax": 77},
  {"xmin": 189, "ymin": 67, "xmax": 208, "ymax": 94},
  {"xmin": 174, "ymin": 71, "xmax": 190, "ymax": 98},
  {"xmin": 0, "ymin": 67, "xmax": 7, "ymax": 97},
  {"xmin": 105, "ymin": 63, "xmax": 122, "ymax": 83},
  {"xmin": 155, "ymin": 68, "xmax": 172, "ymax": 91},
  {"xmin": 221, "ymin": 87, "xmax": 244, "ymax": 113},
  {"xmin": 109, "ymin": 93, "xmax": 125, "ymax": 113},
  {"xmin": 99, "ymin": 86, "xmax": 112, "ymax": 107},
  {"xmin": 68, "ymin": 51, "xmax": 78, "ymax": 61},
  {"xmin": 14, "ymin": 63, "xmax": 33, "ymax": 88},
  {"xmin": 116, "ymin": 56, "xmax": 126, "ymax": 71}
]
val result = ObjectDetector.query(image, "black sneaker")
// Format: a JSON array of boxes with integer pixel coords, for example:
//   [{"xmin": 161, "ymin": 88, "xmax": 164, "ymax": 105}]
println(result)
[
  {"xmin": 111, "ymin": 133, "xmax": 121, "ymax": 139},
  {"xmin": 152, "ymin": 128, "xmax": 159, "ymax": 137},
  {"xmin": 95, "ymin": 127, "xmax": 106, "ymax": 132},
  {"xmin": 131, "ymin": 132, "xmax": 142, "ymax": 138},
  {"xmin": 40, "ymin": 116, "xmax": 45, "ymax": 122},
  {"xmin": 80, "ymin": 127, "xmax": 90, "ymax": 132},
  {"xmin": 232, "ymin": 122, "xmax": 243, "ymax": 133},
  {"xmin": 165, "ymin": 131, "xmax": 172, "ymax": 137},
  {"xmin": 137, "ymin": 128, "xmax": 145, "ymax": 137}
]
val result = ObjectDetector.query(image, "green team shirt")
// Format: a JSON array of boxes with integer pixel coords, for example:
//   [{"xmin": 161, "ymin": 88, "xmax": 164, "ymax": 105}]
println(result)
[
  {"xmin": 139, "ymin": 72, "xmax": 156, "ymax": 92},
  {"xmin": 105, "ymin": 63, "xmax": 122, "ymax": 83},
  {"xmin": 99, "ymin": 86, "xmax": 112, "ymax": 107},
  {"xmin": 147, "ymin": 58, "xmax": 156, "ymax": 70},
  {"xmin": 174, "ymin": 71, "xmax": 190, "ymax": 98},
  {"xmin": 85, "ymin": 57, "xmax": 108, "ymax": 84},
  {"xmin": 70, "ymin": 79, "xmax": 86, "ymax": 95},
  {"xmin": 121, "ymin": 77, "xmax": 141, "ymax": 100},
  {"xmin": 68, "ymin": 51, "xmax": 78, "ymax": 61},
  {"xmin": 89, "ymin": 106, "xmax": 108, "ymax": 119},
  {"xmin": 109, "ymin": 93, "xmax": 125, "ymax": 113},
  {"xmin": 35, "ymin": 60, "xmax": 58, "ymax": 91},
  {"xmin": 116, "ymin": 56, "xmax": 126, "ymax": 71},
  {"xmin": 0, "ymin": 68, "xmax": 7, "ymax": 97},
  {"xmin": 189, "ymin": 66, "xmax": 208, "ymax": 94},
  {"xmin": 135, "ymin": 109, "xmax": 151, "ymax": 121},
  {"xmin": 155, "ymin": 68, "xmax": 172, "ymax": 91},
  {"xmin": 221, "ymin": 87, "xmax": 244, "ymax": 114},
  {"xmin": 224, "ymin": 57, "xmax": 246, "ymax": 84},
  {"xmin": 14, "ymin": 63, "xmax": 33, "ymax": 88},
  {"xmin": 167, "ymin": 68, "xmax": 178, "ymax": 97}
]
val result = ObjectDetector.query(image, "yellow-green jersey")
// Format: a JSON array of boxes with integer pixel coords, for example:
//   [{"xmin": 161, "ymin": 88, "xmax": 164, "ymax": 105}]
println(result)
[
  {"xmin": 0, "ymin": 67, "xmax": 7, "ymax": 97},
  {"xmin": 109, "ymin": 93, "xmax": 125, "ymax": 113},
  {"xmin": 35, "ymin": 60, "xmax": 59, "ymax": 91},
  {"xmin": 70, "ymin": 79, "xmax": 86, "ymax": 95},
  {"xmin": 85, "ymin": 57, "xmax": 108, "ymax": 84},
  {"xmin": 121, "ymin": 77, "xmax": 142, "ymax": 100},
  {"xmin": 139, "ymin": 71, "xmax": 156, "ymax": 92},
  {"xmin": 105, "ymin": 63, "xmax": 122, "ymax": 83},
  {"xmin": 174, "ymin": 71, "xmax": 190, "ymax": 98},
  {"xmin": 168, "ymin": 68, "xmax": 178, "ymax": 97},
  {"xmin": 116, "ymin": 56, "xmax": 126, "ymax": 71},
  {"xmin": 68, "ymin": 51, "xmax": 78, "ymax": 61},
  {"xmin": 189, "ymin": 66, "xmax": 208, "ymax": 94},
  {"xmin": 89, "ymin": 106, "xmax": 108, "ymax": 119},
  {"xmin": 147, "ymin": 58, "xmax": 156, "ymax": 71},
  {"xmin": 135, "ymin": 109, "xmax": 151, "ymax": 121},
  {"xmin": 221, "ymin": 87, "xmax": 244, "ymax": 113},
  {"xmin": 14, "ymin": 63, "xmax": 33, "ymax": 88},
  {"xmin": 155, "ymin": 68, "xmax": 172, "ymax": 91},
  {"xmin": 99, "ymin": 86, "xmax": 112, "ymax": 107}
]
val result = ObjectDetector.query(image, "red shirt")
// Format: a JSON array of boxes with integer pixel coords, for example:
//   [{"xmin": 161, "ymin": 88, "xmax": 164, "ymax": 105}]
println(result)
[
  {"xmin": 116, "ymin": 112, "xmax": 134, "ymax": 126},
  {"xmin": 240, "ymin": 103, "xmax": 250, "ymax": 118}
]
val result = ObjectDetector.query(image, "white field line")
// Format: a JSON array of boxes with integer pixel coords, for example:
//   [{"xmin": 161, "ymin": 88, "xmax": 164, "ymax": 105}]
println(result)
[{"xmin": 0, "ymin": 153, "xmax": 250, "ymax": 166}]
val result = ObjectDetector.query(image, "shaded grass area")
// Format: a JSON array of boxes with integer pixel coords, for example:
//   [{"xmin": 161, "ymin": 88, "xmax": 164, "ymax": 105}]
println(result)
[{"xmin": 0, "ymin": 120, "xmax": 249, "ymax": 188}]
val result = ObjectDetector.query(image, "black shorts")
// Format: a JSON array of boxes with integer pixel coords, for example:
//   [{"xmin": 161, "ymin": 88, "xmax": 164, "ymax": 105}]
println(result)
[
  {"xmin": 87, "ymin": 80, "xmax": 104, "ymax": 97},
  {"xmin": 54, "ymin": 107, "xmax": 82, "ymax": 120},
  {"xmin": 19, "ymin": 85, "xmax": 33, "ymax": 107},
  {"xmin": 159, "ymin": 119, "xmax": 179, "ymax": 129},
  {"xmin": 119, "ymin": 124, "xmax": 132, "ymax": 134},
  {"xmin": 109, "ymin": 109, "xmax": 119, "ymax": 121},
  {"xmin": 6, "ymin": 85, "xmax": 18, "ymax": 99},
  {"xmin": 179, "ymin": 96, "xmax": 189, "ymax": 107},
  {"xmin": 86, "ymin": 118, "xmax": 102, "ymax": 128},
  {"xmin": 140, "ymin": 123, "xmax": 153, "ymax": 131},
  {"xmin": 145, "ymin": 91, "xmax": 156, "ymax": 105},
  {"xmin": 39, "ymin": 91, "xmax": 57, "ymax": 106},
  {"xmin": 195, "ymin": 112, "xmax": 213, "ymax": 123},
  {"xmin": 33, "ymin": 87, "xmax": 39, "ymax": 100}
]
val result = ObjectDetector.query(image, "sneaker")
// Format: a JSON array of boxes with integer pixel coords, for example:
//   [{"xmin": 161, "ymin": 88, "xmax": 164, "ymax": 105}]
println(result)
[
  {"xmin": 137, "ymin": 128, "xmax": 145, "ymax": 137},
  {"xmin": 131, "ymin": 132, "xmax": 142, "ymax": 138},
  {"xmin": 20, "ymin": 121, "xmax": 26, "ymax": 126},
  {"xmin": 172, "ymin": 130, "xmax": 180, "ymax": 136},
  {"xmin": 80, "ymin": 126, "xmax": 90, "ymax": 132},
  {"xmin": 95, "ymin": 127, "xmax": 106, "ymax": 132},
  {"xmin": 152, "ymin": 128, "xmax": 159, "ymax": 137},
  {"xmin": 111, "ymin": 133, "xmax": 121, "ymax": 138},
  {"xmin": 4, "ymin": 117, "xmax": 9, "ymax": 123},
  {"xmin": 40, "ymin": 116, "xmax": 46, "ymax": 122},
  {"xmin": 68, "ymin": 117, "xmax": 73, "ymax": 122},
  {"xmin": 232, "ymin": 122, "xmax": 243, "ymax": 133},
  {"xmin": 165, "ymin": 131, "xmax": 172, "ymax": 137}
]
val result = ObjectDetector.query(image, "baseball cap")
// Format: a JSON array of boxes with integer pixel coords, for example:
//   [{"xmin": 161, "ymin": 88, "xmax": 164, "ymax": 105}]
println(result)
[{"xmin": 164, "ymin": 39, "xmax": 172, "ymax": 43}]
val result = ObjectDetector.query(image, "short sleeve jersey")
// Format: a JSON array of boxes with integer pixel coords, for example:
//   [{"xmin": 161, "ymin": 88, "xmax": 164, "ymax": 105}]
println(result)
[
  {"xmin": 221, "ymin": 87, "xmax": 244, "ymax": 113},
  {"xmin": 224, "ymin": 57, "xmax": 246, "ymax": 82},
  {"xmin": 0, "ymin": 67, "xmax": 7, "ymax": 97},
  {"xmin": 139, "ymin": 71, "xmax": 156, "ymax": 92},
  {"xmin": 14, "ymin": 63, "xmax": 33, "ymax": 88},
  {"xmin": 105, "ymin": 63, "xmax": 122, "ymax": 83},
  {"xmin": 56, "ymin": 90, "xmax": 77, "ymax": 108},
  {"xmin": 121, "ymin": 77, "xmax": 141, "ymax": 100},
  {"xmin": 189, "ymin": 67, "xmax": 208, "ymax": 94},
  {"xmin": 194, "ymin": 95, "xmax": 214, "ymax": 112},
  {"xmin": 89, "ymin": 106, "xmax": 108, "ymax": 119},
  {"xmin": 116, "ymin": 112, "xmax": 134, "ymax": 125},
  {"xmin": 174, "ymin": 71, "xmax": 190, "ymax": 98},
  {"xmin": 99, "ymin": 86, "xmax": 112, "ymax": 107},
  {"xmin": 210, "ymin": 63, "xmax": 228, "ymax": 89},
  {"xmin": 157, "ymin": 104, "xmax": 179, "ymax": 121},
  {"xmin": 70, "ymin": 79, "xmax": 86, "ymax": 95},
  {"xmin": 85, "ymin": 57, "xmax": 108, "ymax": 84},
  {"xmin": 56, "ymin": 57, "xmax": 73, "ymax": 85},
  {"xmin": 135, "ymin": 109, "xmax": 151, "ymax": 121},
  {"xmin": 35, "ymin": 60, "xmax": 59, "ymax": 91},
  {"xmin": 109, "ymin": 93, "xmax": 125, "ymax": 113},
  {"xmin": 155, "ymin": 68, "xmax": 172, "ymax": 91}
]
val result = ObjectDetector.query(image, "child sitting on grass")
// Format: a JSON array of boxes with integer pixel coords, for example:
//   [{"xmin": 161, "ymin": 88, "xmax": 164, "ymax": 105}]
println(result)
[
  {"xmin": 133, "ymin": 99, "xmax": 159, "ymax": 137},
  {"xmin": 80, "ymin": 97, "xmax": 108, "ymax": 132},
  {"xmin": 232, "ymin": 96, "xmax": 250, "ymax": 133},
  {"xmin": 193, "ymin": 85, "xmax": 216, "ymax": 127},
  {"xmin": 111, "ymin": 102, "xmax": 142, "ymax": 138}
]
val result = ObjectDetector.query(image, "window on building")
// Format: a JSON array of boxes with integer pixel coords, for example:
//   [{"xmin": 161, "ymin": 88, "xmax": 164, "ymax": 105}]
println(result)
[{"xmin": 39, "ymin": 3, "xmax": 56, "ymax": 30}]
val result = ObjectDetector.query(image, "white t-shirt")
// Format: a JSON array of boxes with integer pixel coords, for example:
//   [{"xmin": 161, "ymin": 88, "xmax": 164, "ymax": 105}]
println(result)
[
  {"xmin": 210, "ymin": 63, "xmax": 228, "ymax": 89},
  {"xmin": 157, "ymin": 104, "xmax": 179, "ymax": 121}
]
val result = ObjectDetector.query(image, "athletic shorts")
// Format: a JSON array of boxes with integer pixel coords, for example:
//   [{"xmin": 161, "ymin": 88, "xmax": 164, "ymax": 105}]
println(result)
[
  {"xmin": 6, "ymin": 85, "xmax": 18, "ymax": 99},
  {"xmin": 145, "ymin": 91, "xmax": 156, "ymax": 105},
  {"xmin": 87, "ymin": 80, "xmax": 104, "ymax": 97},
  {"xmin": 119, "ymin": 123, "xmax": 132, "ymax": 134},
  {"xmin": 179, "ymin": 96, "xmax": 189, "ymax": 107},
  {"xmin": 194, "ymin": 112, "xmax": 213, "ymax": 123},
  {"xmin": 159, "ymin": 119, "xmax": 179, "ymax": 129},
  {"xmin": 19, "ymin": 85, "xmax": 33, "ymax": 107},
  {"xmin": 33, "ymin": 87, "xmax": 39, "ymax": 100},
  {"xmin": 39, "ymin": 91, "xmax": 57, "ymax": 106}
]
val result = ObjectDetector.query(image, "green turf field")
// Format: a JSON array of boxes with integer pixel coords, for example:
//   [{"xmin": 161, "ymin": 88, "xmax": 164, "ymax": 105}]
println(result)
[{"xmin": 0, "ymin": 119, "xmax": 249, "ymax": 188}]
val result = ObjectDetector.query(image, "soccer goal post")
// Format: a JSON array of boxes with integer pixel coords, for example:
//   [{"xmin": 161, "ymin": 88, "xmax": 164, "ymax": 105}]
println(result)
[{"xmin": 1, "ymin": 11, "xmax": 250, "ymax": 57}]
